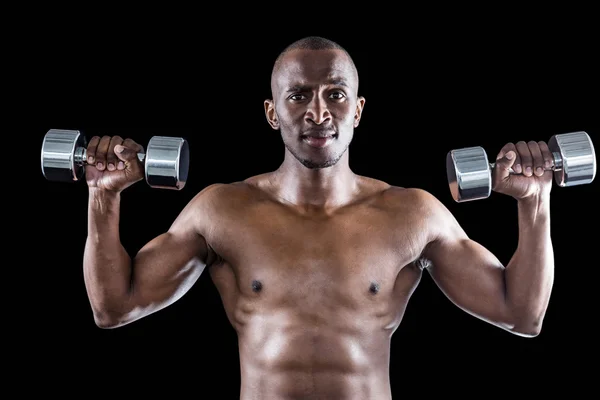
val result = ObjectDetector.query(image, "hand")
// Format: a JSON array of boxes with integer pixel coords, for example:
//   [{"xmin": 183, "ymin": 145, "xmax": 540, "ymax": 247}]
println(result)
[
  {"xmin": 85, "ymin": 135, "xmax": 145, "ymax": 192},
  {"xmin": 492, "ymin": 140, "xmax": 554, "ymax": 200}
]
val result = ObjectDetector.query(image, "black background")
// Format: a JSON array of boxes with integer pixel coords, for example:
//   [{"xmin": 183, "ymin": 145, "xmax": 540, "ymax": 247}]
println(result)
[{"xmin": 16, "ymin": 9, "xmax": 599, "ymax": 398}]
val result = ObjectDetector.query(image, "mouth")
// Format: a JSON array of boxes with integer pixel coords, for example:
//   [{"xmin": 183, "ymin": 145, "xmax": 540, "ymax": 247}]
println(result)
[
  {"xmin": 302, "ymin": 130, "xmax": 336, "ymax": 138},
  {"xmin": 301, "ymin": 133, "xmax": 337, "ymax": 148},
  {"xmin": 300, "ymin": 129, "xmax": 338, "ymax": 149}
]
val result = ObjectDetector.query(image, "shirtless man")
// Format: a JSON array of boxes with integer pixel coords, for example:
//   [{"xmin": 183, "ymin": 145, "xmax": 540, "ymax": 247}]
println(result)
[{"xmin": 83, "ymin": 36, "xmax": 554, "ymax": 399}]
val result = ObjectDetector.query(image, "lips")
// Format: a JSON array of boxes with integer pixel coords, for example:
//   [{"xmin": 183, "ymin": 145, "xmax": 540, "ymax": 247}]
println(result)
[
  {"xmin": 301, "ymin": 130, "xmax": 336, "ymax": 139},
  {"xmin": 301, "ymin": 132, "xmax": 337, "ymax": 148}
]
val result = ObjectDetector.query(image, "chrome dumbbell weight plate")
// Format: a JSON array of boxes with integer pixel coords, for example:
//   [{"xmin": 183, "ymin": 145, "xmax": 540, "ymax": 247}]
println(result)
[
  {"xmin": 446, "ymin": 131, "xmax": 596, "ymax": 202},
  {"xmin": 41, "ymin": 129, "xmax": 190, "ymax": 190},
  {"xmin": 548, "ymin": 131, "xmax": 596, "ymax": 187},
  {"xmin": 145, "ymin": 136, "xmax": 189, "ymax": 190},
  {"xmin": 446, "ymin": 146, "xmax": 492, "ymax": 203},
  {"xmin": 41, "ymin": 129, "xmax": 88, "ymax": 183}
]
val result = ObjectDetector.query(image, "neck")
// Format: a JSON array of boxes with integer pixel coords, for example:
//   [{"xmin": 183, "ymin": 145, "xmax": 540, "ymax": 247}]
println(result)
[{"xmin": 272, "ymin": 150, "xmax": 358, "ymax": 209}]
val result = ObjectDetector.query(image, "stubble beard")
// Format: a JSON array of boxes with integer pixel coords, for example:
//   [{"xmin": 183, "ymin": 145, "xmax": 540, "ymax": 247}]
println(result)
[{"xmin": 284, "ymin": 140, "xmax": 349, "ymax": 169}]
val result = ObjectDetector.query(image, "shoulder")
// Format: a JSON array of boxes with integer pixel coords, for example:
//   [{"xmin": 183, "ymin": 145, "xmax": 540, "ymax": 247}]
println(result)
[
  {"xmin": 377, "ymin": 185, "xmax": 444, "ymax": 212},
  {"xmin": 172, "ymin": 179, "xmax": 266, "ymax": 235},
  {"xmin": 186, "ymin": 179, "xmax": 265, "ymax": 211},
  {"xmin": 346, "ymin": 175, "xmax": 450, "ymax": 213},
  {"xmin": 378, "ymin": 185, "xmax": 461, "ymax": 229},
  {"xmin": 184, "ymin": 171, "xmax": 280, "ymax": 212}
]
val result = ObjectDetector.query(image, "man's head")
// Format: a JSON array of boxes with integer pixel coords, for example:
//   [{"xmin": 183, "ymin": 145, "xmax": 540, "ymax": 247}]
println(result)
[{"xmin": 265, "ymin": 36, "xmax": 365, "ymax": 169}]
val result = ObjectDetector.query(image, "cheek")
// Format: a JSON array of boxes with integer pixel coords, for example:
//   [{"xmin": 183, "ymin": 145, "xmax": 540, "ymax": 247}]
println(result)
[
  {"xmin": 276, "ymin": 106, "xmax": 301, "ymax": 126},
  {"xmin": 338, "ymin": 104, "xmax": 356, "ymax": 124}
]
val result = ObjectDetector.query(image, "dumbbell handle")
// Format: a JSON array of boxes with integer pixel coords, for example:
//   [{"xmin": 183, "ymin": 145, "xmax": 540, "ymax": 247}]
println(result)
[
  {"xmin": 489, "ymin": 151, "xmax": 563, "ymax": 173},
  {"xmin": 74, "ymin": 146, "xmax": 146, "ymax": 165}
]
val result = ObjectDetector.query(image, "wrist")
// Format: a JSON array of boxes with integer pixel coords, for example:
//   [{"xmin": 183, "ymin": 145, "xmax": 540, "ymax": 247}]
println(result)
[
  {"xmin": 517, "ymin": 193, "xmax": 550, "ymax": 221},
  {"xmin": 517, "ymin": 191, "xmax": 549, "ymax": 206},
  {"xmin": 89, "ymin": 186, "xmax": 120, "ymax": 198},
  {"xmin": 89, "ymin": 187, "xmax": 121, "ymax": 211}
]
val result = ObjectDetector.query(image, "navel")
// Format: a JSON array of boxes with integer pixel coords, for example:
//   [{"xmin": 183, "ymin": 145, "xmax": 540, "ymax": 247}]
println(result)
[
  {"xmin": 369, "ymin": 282, "xmax": 380, "ymax": 295},
  {"xmin": 252, "ymin": 280, "xmax": 263, "ymax": 293}
]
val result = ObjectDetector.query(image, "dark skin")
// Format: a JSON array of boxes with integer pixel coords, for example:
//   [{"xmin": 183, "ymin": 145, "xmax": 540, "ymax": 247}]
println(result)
[{"xmin": 83, "ymin": 49, "xmax": 555, "ymax": 399}]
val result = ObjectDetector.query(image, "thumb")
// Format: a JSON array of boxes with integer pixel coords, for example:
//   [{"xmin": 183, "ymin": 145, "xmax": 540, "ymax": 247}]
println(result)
[
  {"xmin": 493, "ymin": 150, "xmax": 516, "ymax": 181},
  {"xmin": 114, "ymin": 145, "xmax": 139, "ymax": 163},
  {"xmin": 494, "ymin": 150, "xmax": 516, "ymax": 171}
]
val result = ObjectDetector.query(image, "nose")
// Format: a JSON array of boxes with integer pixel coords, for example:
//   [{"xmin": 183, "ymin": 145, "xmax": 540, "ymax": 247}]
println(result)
[{"xmin": 305, "ymin": 96, "xmax": 331, "ymax": 125}]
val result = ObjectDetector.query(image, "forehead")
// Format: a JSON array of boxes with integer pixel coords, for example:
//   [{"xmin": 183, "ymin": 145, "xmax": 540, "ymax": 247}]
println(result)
[{"xmin": 274, "ymin": 49, "xmax": 357, "ymax": 90}]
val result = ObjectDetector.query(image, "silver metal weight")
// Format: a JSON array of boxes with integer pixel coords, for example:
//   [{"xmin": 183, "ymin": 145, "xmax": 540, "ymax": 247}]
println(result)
[
  {"xmin": 41, "ymin": 129, "xmax": 189, "ymax": 190},
  {"xmin": 446, "ymin": 131, "xmax": 596, "ymax": 202}
]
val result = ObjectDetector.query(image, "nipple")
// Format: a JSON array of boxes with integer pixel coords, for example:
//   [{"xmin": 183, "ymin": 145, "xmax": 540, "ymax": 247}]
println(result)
[
  {"xmin": 252, "ymin": 280, "xmax": 263, "ymax": 293},
  {"xmin": 369, "ymin": 282, "xmax": 380, "ymax": 295}
]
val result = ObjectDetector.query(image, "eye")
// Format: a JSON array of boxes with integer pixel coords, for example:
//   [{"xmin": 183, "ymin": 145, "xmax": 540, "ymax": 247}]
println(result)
[
  {"xmin": 289, "ymin": 94, "xmax": 306, "ymax": 101},
  {"xmin": 329, "ymin": 91, "xmax": 346, "ymax": 100}
]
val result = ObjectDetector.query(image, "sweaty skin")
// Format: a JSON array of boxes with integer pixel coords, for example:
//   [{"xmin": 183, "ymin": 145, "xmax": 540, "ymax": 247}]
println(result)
[{"xmin": 82, "ymin": 46, "xmax": 554, "ymax": 400}]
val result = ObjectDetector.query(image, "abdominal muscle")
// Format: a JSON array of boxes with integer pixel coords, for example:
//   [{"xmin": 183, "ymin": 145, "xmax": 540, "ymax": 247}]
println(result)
[{"xmin": 236, "ymin": 308, "xmax": 393, "ymax": 400}]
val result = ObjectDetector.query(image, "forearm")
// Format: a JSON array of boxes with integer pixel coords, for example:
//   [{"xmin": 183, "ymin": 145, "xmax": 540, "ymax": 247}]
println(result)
[
  {"xmin": 83, "ymin": 188, "xmax": 132, "ymax": 325},
  {"xmin": 505, "ymin": 194, "xmax": 554, "ymax": 335}
]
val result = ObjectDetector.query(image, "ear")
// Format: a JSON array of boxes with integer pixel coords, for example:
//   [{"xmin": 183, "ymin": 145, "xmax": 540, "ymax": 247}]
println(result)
[
  {"xmin": 353, "ymin": 96, "xmax": 366, "ymax": 128},
  {"xmin": 264, "ymin": 99, "xmax": 280, "ymax": 130}
]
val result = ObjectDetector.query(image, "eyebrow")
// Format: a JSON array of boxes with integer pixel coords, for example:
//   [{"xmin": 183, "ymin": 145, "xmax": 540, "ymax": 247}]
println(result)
[{"xmin": 286, "ymin": 78, "xmax": 348, "ymax": 92}]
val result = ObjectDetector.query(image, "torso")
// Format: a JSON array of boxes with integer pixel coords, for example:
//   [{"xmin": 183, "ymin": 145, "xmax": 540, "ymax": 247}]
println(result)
[{"xmin": 198, "ymin": 174, "xmax": 433, "ymax": 400}]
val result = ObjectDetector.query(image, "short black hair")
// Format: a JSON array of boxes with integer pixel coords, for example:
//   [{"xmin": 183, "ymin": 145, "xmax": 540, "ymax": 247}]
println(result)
[
  {"xmin": 271, "ymin": 36, "xmax": 358, "ymax": 91},
  {"xmin": 278, "ymin": 35, "xmax": 346, "ymax": 56}
]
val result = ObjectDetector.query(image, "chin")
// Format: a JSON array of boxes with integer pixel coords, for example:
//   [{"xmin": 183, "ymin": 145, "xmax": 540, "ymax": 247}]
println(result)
[
  {"xmin": 285, "ymin": 141, "xmax": 346, "ymax": 169},
  {"xmin": 300, "ymin": 159, "xmax": 338, "ymax": 169},
  {"xmin": 299, "ymin": 151, "xmax": 344, "ymax": 169}
]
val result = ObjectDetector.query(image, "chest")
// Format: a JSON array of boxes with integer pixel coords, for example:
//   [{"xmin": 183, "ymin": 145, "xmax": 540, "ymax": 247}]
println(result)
[{"xmin": 208, "ymin": 202, "xmax": 427, "ymax": 305}]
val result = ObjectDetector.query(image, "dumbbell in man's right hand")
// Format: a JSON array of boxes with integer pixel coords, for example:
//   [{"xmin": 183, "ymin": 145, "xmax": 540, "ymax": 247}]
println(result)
[{"xmin": 86, "ymin": 135, "xmax": 146, "ymax": 192}]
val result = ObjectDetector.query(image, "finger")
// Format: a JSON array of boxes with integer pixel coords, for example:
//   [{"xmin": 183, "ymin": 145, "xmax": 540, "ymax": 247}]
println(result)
[
  {"xmin": 106, "ymin": 136, "xmax": 124, "ymax": 171},
  {"xmin": 538, "ymin": 141, "xmax": 553, "ymax": 169},
  {"xmin": 493, "ymin": 143, "xmax": 518, "ymax": 188},
  {"xmin": 515, "ymin": 141, "xmax": 532, "ymax": 176},
  {"xmin": 495, "ymin": 142, "xmax": 518, "ymax": 171},
  {"xmin": 527, "ymin": 141, "xmax": 544, "ymax": 176},
  {"xmin": 86, "ymin": 136, "xmax": 101, "ymax": 164},
  {"xmin": 497, "ymin": 142, "xmax": 521, "ymax": 174},
  {"xmin": 95, "ymin": 136, "xmax": 112, "ymax": 171},
  {"xmin": 115, "ymin": 138, "xmax": 145, "ymax": 163},
  {"xmin": 122, "ymin": 138, "xmax": 144, "ymax": 154}
]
